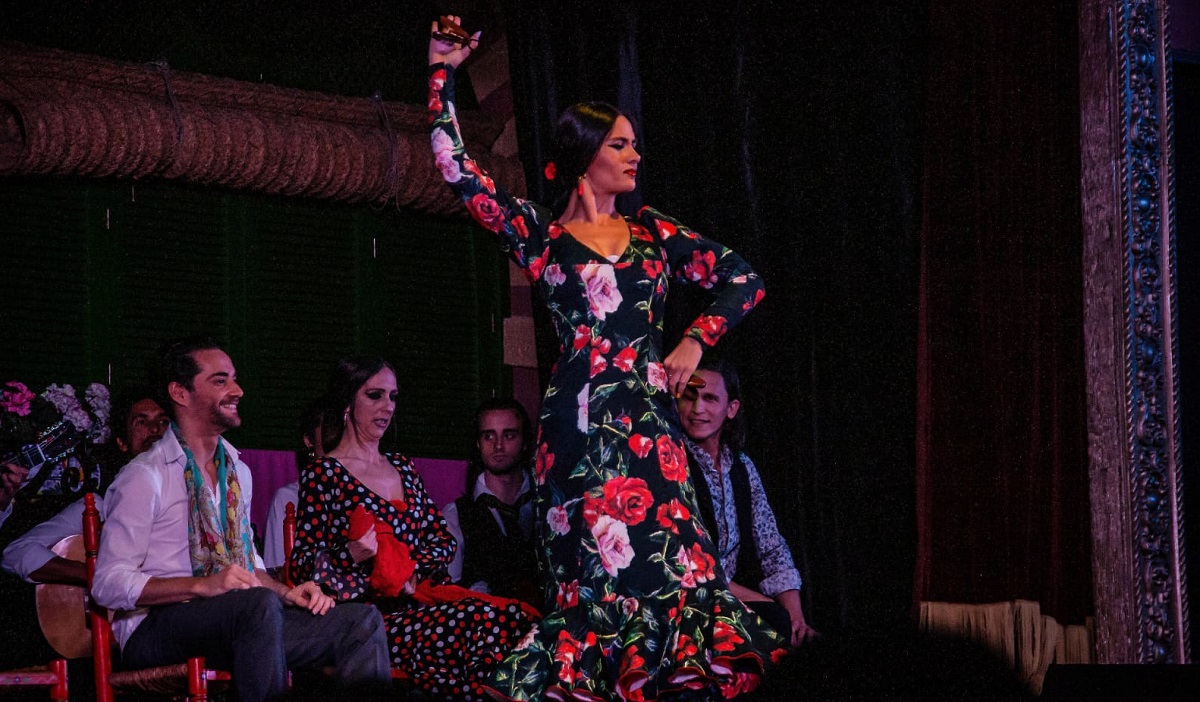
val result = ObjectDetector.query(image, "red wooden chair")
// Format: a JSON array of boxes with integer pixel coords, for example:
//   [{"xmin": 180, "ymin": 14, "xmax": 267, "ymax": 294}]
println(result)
[
  {"xmin": 281, "ymin": 502, "xmax": 410, "ymax": 683},
  {"xmin": 0, "ymin": 660, "xmax": 67, "ymax": 701},
  {"xmin": 82, "ymin": 493, "xmax": 231, "ymax": 702}
]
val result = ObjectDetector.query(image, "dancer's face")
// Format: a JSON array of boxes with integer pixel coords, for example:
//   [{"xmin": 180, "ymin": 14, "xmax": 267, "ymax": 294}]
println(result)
[
  {"xmin": 676, "ymin": 369, "xmax": 739, "ymax": 445},
  {"xmin": 349, "ymin": 368, "xmax": 397, "ymax": 443},
  {"xmin": 477, "ymin": 408, "xmax": 525, "ymax": 475},
  {"xmin": 585, "ymin": 115, "xmax": 640, "ymax": 195}
]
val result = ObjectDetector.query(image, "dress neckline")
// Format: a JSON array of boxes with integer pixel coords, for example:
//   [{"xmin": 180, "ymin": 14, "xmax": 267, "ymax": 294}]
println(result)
[
  {"xmin": 558, "ymin": 219, "xmax": 632, "ymax": 262},
  {"xmin": 324, "ymin": 453, "xmax": 407, "ymax": 506}
]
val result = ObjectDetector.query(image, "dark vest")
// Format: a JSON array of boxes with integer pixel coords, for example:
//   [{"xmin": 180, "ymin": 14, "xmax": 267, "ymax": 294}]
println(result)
[
  {"xmin": 686, "ymin": 447, "xmax": 765, "ymax": 588},
  {"xmin": 454, "ymin": 492, "xmax": 540, "ymax": 604}
]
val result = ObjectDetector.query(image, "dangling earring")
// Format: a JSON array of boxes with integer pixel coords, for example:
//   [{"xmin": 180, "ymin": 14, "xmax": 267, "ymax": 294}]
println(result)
[
  {"xmin": 577, "ymin": 175, "xmax": 586, "ymax": 197},
  {"xmin": 343, "ymin": 409, "xmax": 350, "ymax": 426}
]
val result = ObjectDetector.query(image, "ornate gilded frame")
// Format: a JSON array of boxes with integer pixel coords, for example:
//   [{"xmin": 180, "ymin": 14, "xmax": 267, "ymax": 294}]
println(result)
[{"xmin": 1080, "ymin": 0, "xmax": 1190, "ymax": 663}]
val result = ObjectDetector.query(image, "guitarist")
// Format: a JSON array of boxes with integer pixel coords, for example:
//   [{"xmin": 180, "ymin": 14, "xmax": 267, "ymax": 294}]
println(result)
[
  {"xmin": 2, "ymin": 388, "xmax": 167, "ymax": 584},
  {"xmin": 0, "ymin": 388, "xmax": 166, "ymax": 669}
]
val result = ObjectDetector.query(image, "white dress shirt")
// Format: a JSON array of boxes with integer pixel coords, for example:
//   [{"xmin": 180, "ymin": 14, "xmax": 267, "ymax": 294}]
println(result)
[
  {"xmin": 1, "ymin": 496, "xmax": 98, "ymax": 581},
  {"xmin": 92, "ymin": 431, "xmax": 264, "ymax": 650},
  {"xmin": 262, "ymin": 481, "xmax": 299, "ymax": 570}
]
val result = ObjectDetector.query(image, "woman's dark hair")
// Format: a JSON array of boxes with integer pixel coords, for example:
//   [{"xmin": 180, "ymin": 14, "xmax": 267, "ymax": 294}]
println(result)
[
  {"xmin": 549, "ymin": 101, "xmax": 625, "ymax": 210},
  {"xmin": 696, "ymin": 357, "xmax": 747, "ymax": 453},
  {"xmin": 465, "ymin": 397, "xmax": 534, "ymax": 493},
  {"xmin": 318, "ymin": 355, "xmax": 396, "ymax": 454},
  {"xmin": 152, "ymin": 335, "xmax": 223, "ymax": 418}
]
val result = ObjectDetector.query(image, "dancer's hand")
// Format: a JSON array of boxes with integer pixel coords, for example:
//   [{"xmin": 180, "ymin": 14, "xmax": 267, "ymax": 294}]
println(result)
[
  {"xmin": 428, "ymin": 15, "xmax": 481, "ymax": 68},
  {"xmin": 663, "ymin": 337, "xmax": 703, "ymax": 398}
]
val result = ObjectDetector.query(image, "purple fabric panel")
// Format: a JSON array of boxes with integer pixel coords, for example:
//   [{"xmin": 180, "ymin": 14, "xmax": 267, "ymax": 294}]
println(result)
[
  {"xmin": 239, "ymin": 449, "xmax": 300, "ymax": 533},
  {"xmin": 408, "ymin": 457, "xmax": 469, "ymax": 510}
]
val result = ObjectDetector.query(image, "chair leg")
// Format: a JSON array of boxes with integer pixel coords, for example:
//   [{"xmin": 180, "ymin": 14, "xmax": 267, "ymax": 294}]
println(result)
[
  {"xmin": 187, "ymin": 657, "xmax": 208, "ymax": 702},
  {"xmin": 49, "ymin": 659, "xmax": 68, "ymax": 701}
]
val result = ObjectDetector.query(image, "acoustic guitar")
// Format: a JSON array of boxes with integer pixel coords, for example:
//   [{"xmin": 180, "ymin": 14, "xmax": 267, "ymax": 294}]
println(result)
[{"xmin": 33, "ymin": 534, "xmax": 92, "ymax": 659}]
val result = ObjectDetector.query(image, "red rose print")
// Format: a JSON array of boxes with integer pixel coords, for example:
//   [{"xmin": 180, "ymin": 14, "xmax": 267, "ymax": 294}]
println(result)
[
  {"xmin": 462, "ymin": 159, "xmax": 496, "ymax": 194},
  {"xmin": 548, "ymin": 222, "xmax": 564, "ymax": 240},
  {"xmin": 556, "ymin": 580, "xmax": 579, "ymax": 608},
  {"xmin": 712, "ymin": 621, "xmax": 745, "ymax": 653},
  {"xmin": 535, "ymin": 442, "xmax": 555, "ymax": 484},
  {"xmin": 656, "ymin": 220, "xmax": 678, "ymax": 239},
  {"xmin": 655, "ymin": 498, "xmax": 691, "ymax": 532},
  {"xmin": 527, "ymin": 246, "xmax": 550, "ymax": 281},
  {"xmin": 629, "ymin": 434, "xmax": 653, "ymax": 459},
  {"xmin": 656, "ymin": 435, "xmax": 689, "ymax": 482},
  {"xmin": 691, "ymin": 314, "xmax": 728, "ymax": 345},
  {"xmin": 582, "ymin": 494, "xmax": 604, "ymax": 528},
  {"xmin": 742, "ymin": 287, "xmax": 765, "ymax": 313},
  {"xmin": 674, "ymin": 634, "xmax": 700, "ymax": 661},
  {"xmin": 512, "ymin": 215, "xmax": 530, "ymax": 239},
  {"xmin": 589, "ymin": 347, "xmax": 608, "ymax": 378},
  {"xmin": 682, "ymin": 249, "xmax": 719, "ymax": 289},
  {"xmin": 466, "ymin": 193, "xmax": 505, "ymax": 232},
  {"xmin": 602, "ymin": 476, "xmax": 653, "ymax": 526},
  {"xmin": 573, "ymin": 325, "xmax": 591, "ymax": 351},
  {"xmin": 554, "ymin": 630, "xmax": 584, "ymax": 684},
  {"xmin": 617, "ymin": 646, "xmax": 649, "ymax": 702},
  {"xmin": 631, "ymin": 223, "xmax": 654, "ymax": 242},
  {"xmin": 642, "ymin": 260, "xmax": 664, "ymax": 280},
  {"xmin": 589, "ymin": 336, "xmax": 612, "ymax": 354},
  {"xmin": 613, "ymin": 346, "xmax": 637, "ymax": 372},
  {"xmin": 719, "ymin": 672, "xmax": 760, "ymax": 699}
]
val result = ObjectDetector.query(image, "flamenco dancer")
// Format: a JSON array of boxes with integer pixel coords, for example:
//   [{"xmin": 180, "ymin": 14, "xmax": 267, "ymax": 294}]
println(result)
[{"xmin": 429, "ymin": 16, "xmax": 785, "ymax": 701}]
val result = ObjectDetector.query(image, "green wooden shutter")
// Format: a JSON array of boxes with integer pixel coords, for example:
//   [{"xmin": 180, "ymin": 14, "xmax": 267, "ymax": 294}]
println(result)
[{"xmin": 0, "ymin": 176, "xmax": 507, "ymax": 457}]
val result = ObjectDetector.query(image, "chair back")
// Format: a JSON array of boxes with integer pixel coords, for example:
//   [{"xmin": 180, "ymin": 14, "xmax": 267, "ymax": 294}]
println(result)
[
  {"xmin": 281, "ymin": 502, "xmax": 296, "ymax": 587},
  {"xmin": 82, "ymin": 493, "xmax": 116, "ymax": 702}
]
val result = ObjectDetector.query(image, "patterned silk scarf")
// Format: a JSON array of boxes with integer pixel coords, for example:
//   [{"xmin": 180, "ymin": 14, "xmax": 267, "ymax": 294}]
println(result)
[{"xmin": 173, "ymin": 424, "xmax": 256, "ymax": 576}]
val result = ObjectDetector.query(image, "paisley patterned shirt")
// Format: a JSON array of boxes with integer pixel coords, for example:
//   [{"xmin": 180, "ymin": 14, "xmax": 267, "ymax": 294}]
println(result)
[{"xmin": 684, "ymin": 438, "xmax": 803, "ymax": 597}]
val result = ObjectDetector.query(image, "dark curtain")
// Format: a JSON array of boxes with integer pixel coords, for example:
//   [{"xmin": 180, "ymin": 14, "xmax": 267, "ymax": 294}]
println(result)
[
  {"xmin": 500, "ymin": 0, "xmax": 926, "ymax": 631},
  {"xmin": 915, "ymin": 0, "xmax": 1093, "ymax": 624}
]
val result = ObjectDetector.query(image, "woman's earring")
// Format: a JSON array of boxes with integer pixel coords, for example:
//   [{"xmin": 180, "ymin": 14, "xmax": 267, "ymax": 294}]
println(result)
[
  {"xmin": 343, "ymin": 409, "xmax": 350, "ymax": 425},
  {"xmin": 577, "ymin": 175, "xmax": 586, "ymax": 197}
]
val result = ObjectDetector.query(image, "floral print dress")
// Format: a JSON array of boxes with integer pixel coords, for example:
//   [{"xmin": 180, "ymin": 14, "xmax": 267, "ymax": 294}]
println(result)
[
  {"xmin": 430, "ymin": 64, "xmax": 785, "ymax": 701},
  {"xmin": 289, "ymin": 454, "xmax": 533, "ymax": 701}
]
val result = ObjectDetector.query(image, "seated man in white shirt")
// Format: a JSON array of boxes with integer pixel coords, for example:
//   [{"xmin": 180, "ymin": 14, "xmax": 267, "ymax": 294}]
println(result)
[
  {"xmin": 677, "ymin": 358, "xmax": 817, "ymax": 647},
  {"xmin": 442, "ymin": 398, "xmax": 539, "ymax": 605},
  {"xmin": 92, "ymin": 336, "xmax": 390, "ymax": 702}
]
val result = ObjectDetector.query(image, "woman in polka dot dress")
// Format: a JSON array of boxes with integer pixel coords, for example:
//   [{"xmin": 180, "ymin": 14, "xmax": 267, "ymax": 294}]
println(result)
[{"xmin": 289, "ymin": 355, "xmax": 535, "ymax": 700}]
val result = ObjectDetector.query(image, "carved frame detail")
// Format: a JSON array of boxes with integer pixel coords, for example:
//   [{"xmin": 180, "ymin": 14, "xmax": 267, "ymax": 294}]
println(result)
[{"xmin": 1081, "ymin": 0, "xmax": 1190, "ymax": 664}]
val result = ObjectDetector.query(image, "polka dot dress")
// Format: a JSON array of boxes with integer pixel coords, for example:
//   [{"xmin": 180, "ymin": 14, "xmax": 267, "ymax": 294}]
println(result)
[{"xmin": 290, "ymin": 454, "xmax": 534, "ymax": 700}]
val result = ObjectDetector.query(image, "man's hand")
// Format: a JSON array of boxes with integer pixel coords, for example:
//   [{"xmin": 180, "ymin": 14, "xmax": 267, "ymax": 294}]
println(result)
[
  {"xmin": 194, "ymin": 564, "xmax": 258, "ymax": 598},
  {"xmin": 283, "ymin": 581, "xmax": 335, "ymax": 615},
  {"xmin": 1, "ymin": 462, "xmax": 29, "ymax": 510},
  {"xmin": 777, "ymin": 589, "xmax": 819, "ymax": 647}
]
